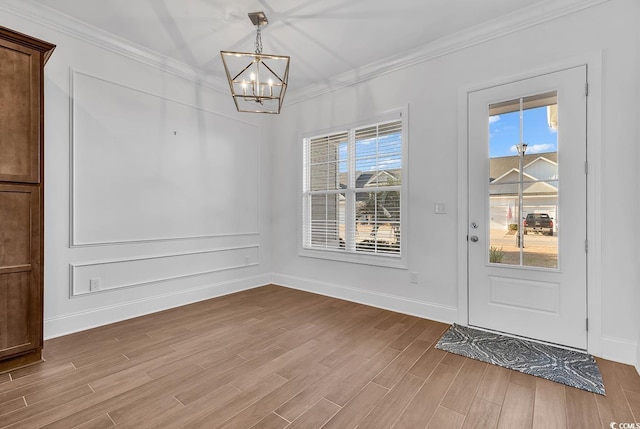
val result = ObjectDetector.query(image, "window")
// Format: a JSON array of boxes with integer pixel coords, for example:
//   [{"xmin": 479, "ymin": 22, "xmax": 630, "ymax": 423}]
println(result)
[{"xmin": 302, "ymin": 110, "xmax": 406, "ymax": 265}]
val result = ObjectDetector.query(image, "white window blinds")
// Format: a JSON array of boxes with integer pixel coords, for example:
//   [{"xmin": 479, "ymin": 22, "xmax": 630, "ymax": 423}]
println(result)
[{"xmin": 303, "ymin": 115, "xmax": 403, "ymax": 257}]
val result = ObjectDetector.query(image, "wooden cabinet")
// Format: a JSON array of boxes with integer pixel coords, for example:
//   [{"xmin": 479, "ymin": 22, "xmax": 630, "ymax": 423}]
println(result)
[{"xmin": 0, "ymin": 26, "xmax": 54, "ymax": 372}]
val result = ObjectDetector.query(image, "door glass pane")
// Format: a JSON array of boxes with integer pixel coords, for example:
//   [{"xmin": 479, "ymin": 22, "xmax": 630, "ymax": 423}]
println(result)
[
  {"xmin": 488, "ymin": 182, "xmax": 520, "ymax": 266},
  {"xmin": 488, "ymin": 91, "xmax": 558, "ymax": 268},
  {"xmin": 523, "ymin": 196, "xmax": 558, "ymax": 268}
]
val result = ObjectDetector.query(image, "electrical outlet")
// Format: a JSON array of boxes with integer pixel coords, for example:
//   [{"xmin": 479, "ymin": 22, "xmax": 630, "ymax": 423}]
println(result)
[
  {"xmin": 409, "ymin": 272, "xmax": 418, "ymax": 284},
  {"xmin": 89, "ymin": 278, "xmax": 100, "ymax": 292}
]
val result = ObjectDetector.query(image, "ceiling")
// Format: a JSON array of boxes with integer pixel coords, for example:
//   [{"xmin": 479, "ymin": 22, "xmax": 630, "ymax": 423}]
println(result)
[{"xmin": 32, "ymin": 0, "xmax": 553, "ymax": 93}]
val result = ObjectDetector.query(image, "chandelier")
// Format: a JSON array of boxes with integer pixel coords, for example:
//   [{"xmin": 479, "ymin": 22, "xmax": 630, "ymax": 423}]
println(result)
[{"xmin": 220, "ymin": 12, "xmax": 290, "ymax": 114}]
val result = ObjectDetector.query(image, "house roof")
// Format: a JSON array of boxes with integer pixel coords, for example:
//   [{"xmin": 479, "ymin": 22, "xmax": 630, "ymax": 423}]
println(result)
[
  {"xmin": 356, "ymin": 173, "xmax": 374, "ymax": 189},
  {"xmin": 490, "ymin": 169, "xmax": 558, "ymax": 195},
  {"xmin": 339, "ymin": 169, "xmax": 401, "ymax": 189},
  {"xmin": 490, "ymin": 152, "xmax": 557, "ymax": 181}
]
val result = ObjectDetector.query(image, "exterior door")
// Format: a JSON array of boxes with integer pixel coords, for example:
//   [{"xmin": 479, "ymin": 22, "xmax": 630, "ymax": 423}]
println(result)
[{"xmin": 468, "ymin": 66, "xmax": 588, "ymax": 349}]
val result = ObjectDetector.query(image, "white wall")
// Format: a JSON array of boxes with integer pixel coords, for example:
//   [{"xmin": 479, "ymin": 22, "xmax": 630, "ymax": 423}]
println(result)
[
  {"xmin": 0, "ymin": 5, "xmax": 272, "ymax": 338},
  {"xmin": 271, "ymin": 0, "xmax": 640, "ymax": 365}
]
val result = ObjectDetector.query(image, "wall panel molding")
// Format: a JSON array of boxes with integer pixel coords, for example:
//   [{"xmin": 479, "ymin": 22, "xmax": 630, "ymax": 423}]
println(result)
[
  {"xmin": 70, "ymin": 245, "xmax": 259, "ymax": 297},
  {"xmin": 46, "ymin": 274, "xmax": 271, "ymax": 339},
  {"xmin": 70, "ymin": 70, "xmax": 260, "ymax": 247},
  {"xmin": 69, "ymin": 232, "xmax": 261, "ymax": 248}
]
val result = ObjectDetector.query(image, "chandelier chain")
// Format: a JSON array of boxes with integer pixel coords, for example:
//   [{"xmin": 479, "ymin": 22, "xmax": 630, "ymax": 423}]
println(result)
[{"xmin": 254, "ymin": 26, "xmax": 263, "ymax": 54}]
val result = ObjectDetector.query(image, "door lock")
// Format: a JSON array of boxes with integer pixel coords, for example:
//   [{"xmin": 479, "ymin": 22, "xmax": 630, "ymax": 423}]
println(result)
[{"xmin": 471, "ymin": 222, "xmax": 478, "ymax": 229}]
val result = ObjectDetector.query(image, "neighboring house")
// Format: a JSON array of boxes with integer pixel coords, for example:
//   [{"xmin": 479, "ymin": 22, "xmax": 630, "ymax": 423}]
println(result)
[
  {"xmin": 489, "ymin": 152, "xmax": 558, "ymax": 231},
  {"xmin": 336, "ymin": 169, "xmax": 401, "ymax": 246},
  {"xmin": 338, "ymin": 169, "xmax": 400, "ymax": 190}
]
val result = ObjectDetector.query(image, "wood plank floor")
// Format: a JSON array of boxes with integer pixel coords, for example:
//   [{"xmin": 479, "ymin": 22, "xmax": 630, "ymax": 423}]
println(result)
[{"xmin": 1, "ymin": 285, "xmax": 638, "ymax": 428}]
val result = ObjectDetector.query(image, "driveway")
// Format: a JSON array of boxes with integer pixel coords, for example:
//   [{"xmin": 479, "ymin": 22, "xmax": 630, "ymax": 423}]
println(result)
[{"xmin": 489, "ymin": 229, "xmax": 558, "ymax": 268}]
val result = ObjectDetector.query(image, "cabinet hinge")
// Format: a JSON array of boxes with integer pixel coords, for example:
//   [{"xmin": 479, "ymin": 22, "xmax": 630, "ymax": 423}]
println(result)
[
  {"xmin": 586, "ymin": 318, "xmax": 589, "ymax": 332},
  {"xmin": 585, "ymin": 161, "xmax": 589, "ymax": 175},
  {"xmin": 585, "ymin": 239, "xmax": 589, "ymax": 253},
  {"xmin": 585, "ymin": 82, "xmax": 589, "ymax": 96}
]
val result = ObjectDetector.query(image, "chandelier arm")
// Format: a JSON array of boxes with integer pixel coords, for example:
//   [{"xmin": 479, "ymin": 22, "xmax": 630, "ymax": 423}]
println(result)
[
  {"xmin": 231, "ymin": 60, "xmax": 258, "ymax": 82},
  {"xmin": 260, "ymin": 61, "xmax": 286, "ymax": 85}
]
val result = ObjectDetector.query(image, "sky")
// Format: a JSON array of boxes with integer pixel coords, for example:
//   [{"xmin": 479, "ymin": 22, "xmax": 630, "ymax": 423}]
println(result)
[
  {"xmin": 338, "ymin": 133, "xmax": 402, "ymax": 173},
  {"xmin": 489, "ymin": 105, "xmax": 557, "ymax": 158},
  {"xmin": 333, "ymin": 105, "xmax": 556, "ymax": 173}
]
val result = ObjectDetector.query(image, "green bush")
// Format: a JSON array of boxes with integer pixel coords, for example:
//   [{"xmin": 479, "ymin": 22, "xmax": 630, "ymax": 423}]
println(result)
[{"xmin": 489, "ymin": 246, "xmax": 506, "ymax": 263}]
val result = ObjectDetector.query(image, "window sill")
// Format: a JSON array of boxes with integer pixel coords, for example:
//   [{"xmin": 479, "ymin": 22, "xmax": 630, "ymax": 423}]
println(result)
[{"xmin": 299, "ymin": 247, "xmax": 408, "ymax": 269}]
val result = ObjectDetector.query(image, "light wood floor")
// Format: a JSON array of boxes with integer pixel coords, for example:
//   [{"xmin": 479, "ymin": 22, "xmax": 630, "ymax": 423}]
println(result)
[{"xmin": 1, "ymin": 285, "xmax": 639, "ymax": 428}]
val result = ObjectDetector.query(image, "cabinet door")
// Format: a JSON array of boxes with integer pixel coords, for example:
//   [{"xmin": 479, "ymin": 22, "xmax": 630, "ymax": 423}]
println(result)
[
  {"xmin": 0, "ymin": 39, "xmax": 42, "ymax": 184},
  {"xmin": 0, "ymin": 185, "xmax": 41, "ymax": 358}
]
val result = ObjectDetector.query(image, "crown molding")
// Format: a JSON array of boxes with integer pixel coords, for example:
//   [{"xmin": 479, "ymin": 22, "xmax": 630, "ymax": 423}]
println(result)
[
  {"xmin": 0, "ymin": 0, "xmax": 610, "ymax": 105},
  {"xmin": 284, "ymin": 0, "xmax": 611, "ymax": 106},
  {"xmin": 0, "ymin": 0, "xmax": 230, "ymax": 94}
]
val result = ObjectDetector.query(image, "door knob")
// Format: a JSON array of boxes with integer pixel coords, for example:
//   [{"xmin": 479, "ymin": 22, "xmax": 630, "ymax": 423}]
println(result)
[{"xmin": 470, "ymin": 235, "xmax": 479, "ymax": 242}]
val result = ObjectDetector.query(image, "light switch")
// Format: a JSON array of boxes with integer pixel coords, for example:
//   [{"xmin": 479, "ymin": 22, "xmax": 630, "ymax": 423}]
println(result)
[{"xmin": 434, "ymin": 203, "xmax": 446, "ymax": 214}]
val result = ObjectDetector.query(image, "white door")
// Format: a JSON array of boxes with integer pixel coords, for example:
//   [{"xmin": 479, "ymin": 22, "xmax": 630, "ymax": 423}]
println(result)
[{"xmin": 468, "ymin": 66, "xmax": 588, "ymax": 350}]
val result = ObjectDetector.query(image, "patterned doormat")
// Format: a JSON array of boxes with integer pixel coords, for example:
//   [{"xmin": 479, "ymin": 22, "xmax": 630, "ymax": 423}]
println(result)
[{"xmin": 435, "ymin": 324, "xmax": 605, "ymax": 395}]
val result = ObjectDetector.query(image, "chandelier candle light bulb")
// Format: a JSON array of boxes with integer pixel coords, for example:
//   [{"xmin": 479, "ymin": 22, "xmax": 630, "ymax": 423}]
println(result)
[{"xmin": 250, "ymin": 72, "xmax": 256, "ymax": 95}]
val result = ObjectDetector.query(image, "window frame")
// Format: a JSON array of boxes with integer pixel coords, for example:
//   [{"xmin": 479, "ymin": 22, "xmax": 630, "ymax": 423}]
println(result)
[{"xmin": 299, "ymin": 107, "xmax": 408, "ymax": 269}]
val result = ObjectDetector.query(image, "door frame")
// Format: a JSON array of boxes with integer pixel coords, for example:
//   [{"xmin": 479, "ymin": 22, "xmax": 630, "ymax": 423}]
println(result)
[{"xmin": 456, "ymin": 52, "xmax": 603, "ymax": 356}]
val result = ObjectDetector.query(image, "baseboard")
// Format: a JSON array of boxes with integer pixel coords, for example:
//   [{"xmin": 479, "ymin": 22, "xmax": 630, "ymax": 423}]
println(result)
[
  {"xmin": 44, "ymin": 274, "xmax": 271, "ymax": 340},
  {"xmin": 272, "ymin": 273, "xmax": 457, "ymax": 324},
  {"xmin": 600, "ymin": 336, "xmax": 638, "ymax": 366},
  {"xmin": 45, "ymin": 271, "xmax": 638, "ymax": 370}
]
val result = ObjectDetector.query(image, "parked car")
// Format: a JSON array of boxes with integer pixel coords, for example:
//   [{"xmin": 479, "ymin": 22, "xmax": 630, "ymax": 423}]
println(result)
[{"xmin": 523, "ymin": 213, "xmax": 554, "ymax": 235}]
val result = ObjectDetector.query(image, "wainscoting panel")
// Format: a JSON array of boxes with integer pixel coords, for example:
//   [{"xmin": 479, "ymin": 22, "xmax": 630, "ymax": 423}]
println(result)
[
  {"xmin": 47, "ymin": 274, "xmax": 270, "ymax": 339},
  {"xmin": 70, "ymin": 70, "xmax": 260, "ymax": 246},
  {"xmin": 70, "ymin": 245, "xmax": 259, "ymax": 296}
]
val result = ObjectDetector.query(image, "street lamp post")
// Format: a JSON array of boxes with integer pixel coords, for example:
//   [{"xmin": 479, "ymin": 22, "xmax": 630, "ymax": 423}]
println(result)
[{"xmin": 516, "ymin": 142, "xmax": 528, "ymax": 252}]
